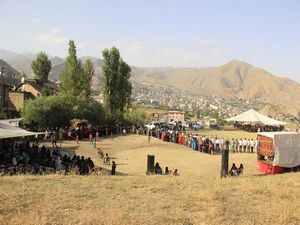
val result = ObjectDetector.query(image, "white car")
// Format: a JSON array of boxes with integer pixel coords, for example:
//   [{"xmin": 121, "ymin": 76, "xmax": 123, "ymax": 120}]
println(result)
[
  {"xmin": 192, "ymin": 122, "xmax": 203, "ymax": 130},
  {"xmin": 145, "ymin": 122, "xmax": 159, "ymax": 130}
]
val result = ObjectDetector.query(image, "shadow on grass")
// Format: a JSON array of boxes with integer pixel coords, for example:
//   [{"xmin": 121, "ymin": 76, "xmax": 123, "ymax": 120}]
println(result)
[{"xmin": 100, "ymin": 167, "xmax": 129, "ymax": 176}]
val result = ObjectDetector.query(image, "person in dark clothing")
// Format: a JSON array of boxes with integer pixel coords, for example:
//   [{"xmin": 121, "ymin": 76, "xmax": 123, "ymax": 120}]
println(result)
[
  {"xmin": 154, "ymin": 162, "xmax": 162, "ymax": 174},
  {"xmin": 165, "ymin": 166, "xmax": 170, "ymax": 175},
  {"xmin": 229, "ymin": 163, "xmax": 238, "ymax": 176},
  {"xmin": 237, "ymin": 163, "xmax": 244, "ymax": 176},
  {"xmin": 111, "ymin": 161, "xmax": 116, "ymax": 175}
]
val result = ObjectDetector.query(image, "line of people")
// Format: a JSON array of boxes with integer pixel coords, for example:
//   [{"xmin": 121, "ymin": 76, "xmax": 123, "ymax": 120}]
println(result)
[{"xmin": 145, "ymin": 128, "xmax": 258, "ymax": 154}]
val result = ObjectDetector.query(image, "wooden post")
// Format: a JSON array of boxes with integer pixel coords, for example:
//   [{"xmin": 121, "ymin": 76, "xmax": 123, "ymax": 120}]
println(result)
[
  {"xmin": 220, "ymin": 145, "xmax": 229, "ymax": 178},
  {"xmin": 147, "ymin": 155, "xmax": 155, "ymax": 175}
]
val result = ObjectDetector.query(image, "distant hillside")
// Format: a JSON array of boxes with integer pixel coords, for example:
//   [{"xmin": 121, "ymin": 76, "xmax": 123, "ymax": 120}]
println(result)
[
  {"xmin": 0, "ymin": 50, "xmax": 103, "ymax": 88},
  {"xmin": 131, "ymin": 60, "xmax": 300, "ymax": 117},
  {"xmin": 0, "ymin": 59, "xmax": 21, "ymax": 85},
  {"xmin": 1, "ymin": 49, "xmax": 300, "ymax": 116}
]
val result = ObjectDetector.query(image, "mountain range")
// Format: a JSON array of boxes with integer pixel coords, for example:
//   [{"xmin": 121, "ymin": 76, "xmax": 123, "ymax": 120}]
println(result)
[{"xmin": 0, "ymin": 49, "xmax": 300, "ymax": 117}]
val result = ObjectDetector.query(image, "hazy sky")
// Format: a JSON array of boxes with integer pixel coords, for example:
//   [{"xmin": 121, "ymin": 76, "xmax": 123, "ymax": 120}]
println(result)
[{"xmin": 1, "ymin": 0, "xmax": 300, "ymax": 82}]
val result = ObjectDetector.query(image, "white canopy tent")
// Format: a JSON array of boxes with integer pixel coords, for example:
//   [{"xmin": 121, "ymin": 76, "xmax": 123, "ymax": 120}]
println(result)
[
  {"xmin": 0, "ymin": 119, "xmax": 43, "ymax": 139},
  {"xmin": 225, "ymin": 109, "xmax": 287, "ymax": 126},
  {"xmin": 258, "ymin": 132, "xmax": 300, "ymax": 167}
]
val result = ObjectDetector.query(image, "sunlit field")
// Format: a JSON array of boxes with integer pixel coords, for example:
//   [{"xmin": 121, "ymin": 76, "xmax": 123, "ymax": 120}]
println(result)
[{"xmin": 0, "ymin": 133, "xmax": 299, "ymax": 225}]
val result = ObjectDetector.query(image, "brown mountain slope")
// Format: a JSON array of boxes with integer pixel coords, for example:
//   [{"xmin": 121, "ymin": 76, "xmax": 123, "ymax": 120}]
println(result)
[{"xmin": 132, "ymin": 60, "xmax": 300, "ymax": 116}]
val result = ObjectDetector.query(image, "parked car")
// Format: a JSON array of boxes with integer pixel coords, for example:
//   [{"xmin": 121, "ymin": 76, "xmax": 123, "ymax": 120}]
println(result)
[
  {"xmin": 145, "ymin": 121, "xmax": 159, "ymax": 130},
  {"xmin": 192, "ymin": 122, "xmax": 203, "ymax": 130}
]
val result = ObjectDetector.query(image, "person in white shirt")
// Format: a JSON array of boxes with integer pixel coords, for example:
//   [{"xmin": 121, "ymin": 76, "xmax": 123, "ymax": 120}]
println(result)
[
  {"xmin": 247, "ymin": 139, "xmax": 251, "ymax": 153},
  {"xmin": 239, "ymin": 139, "xmax": 243, "ymax": 152},
  {"xmin": 220, "ymin": 138, "xmax": 225, "ymax": 151},
  {"xmin": 12, "ymin": 157, "xmax": 17, "ymax": 166},
  {"xmin": 254, "ymin": 138, "xmax": 258, "ymax": 152},
  {"xmin": 215, "ymin": 138, "xmax": 220, "ymax": 152}
]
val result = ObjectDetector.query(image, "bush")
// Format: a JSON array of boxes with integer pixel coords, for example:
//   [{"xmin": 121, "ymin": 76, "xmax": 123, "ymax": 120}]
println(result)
[{"xmin": 21, "ymin": 95, "xmax": 105, "ymax": 128}]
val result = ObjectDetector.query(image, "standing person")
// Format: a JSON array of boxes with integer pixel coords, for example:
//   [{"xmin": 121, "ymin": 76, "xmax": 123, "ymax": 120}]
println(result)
[
  {"xmin": 148, "ymin": 129, "xmax": 151, "ymax": 144},
  {"xmin": 250, "ymin": 139, "xmax": 254, "ymax": 153},
  {"xmin": 243, "ymin": 138, "xmax": 247, "ymax": 153},
  {"xmin": 235, "ymin": 139, "xmax": 239, "ymax": 153},
  {"xmin": 215, "ymin": 137, "xmax": 220, "ymax": 152},
  {"xmin": 225, "ymin": 139, "xmax": 230, "ymax": 151},
  {"xmin": 239, "ymin": 138, "xmax": 243, "ymax": 153},
  {"xmin": 93, "ymin": 139, "xmax": 96, "ymax": 149},
  {"xmin": 68, "ymin": 130, "xmax": 72, "ymax": 141},
  {"xmin": 231, "ymin": 138, "xmax": 235, "ymax": 153},
  {"xmin": 110, "ymin": 131, "xmax": 113, "ymax": 141},
  {"xmin": 89, "ymin": 133, "xmax": 93, "ymax": 144},
  {"xmin": 51, "ymin": 133, "xmax": 58, "ymax": 148},
  {"xmin": 75, "ymin": 134, "xmax": 79, "ymax": 144},
  {"xmin": 35, "ymin": 134, "xmax": 39, "ymax": 144},
  {"xmin": 96, "ymin": 131, "xmax": 99, "ymax": 142},
  {"xmin": 254, "ymin": 138, "xmax": 258, "ymax": 153},
  {"xmin": 220, "ymin": 137, "xmax": 225, "ymax": 151},
  {"xmin": 247, "ymin": 139, "xmax": 251, "ymax": 153},
  {"xmin": 111, "ymin": 161, "xmax": 116, "ymax": 175}
]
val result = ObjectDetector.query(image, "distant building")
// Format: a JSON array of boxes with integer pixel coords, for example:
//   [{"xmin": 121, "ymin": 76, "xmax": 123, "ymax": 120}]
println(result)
[
  {"xmin": 203, "ymin": 116, "xmax": 218, "ymax": 128},
  {"xmin": 15, "ymin": 79, "xmax": 58, "ymax": 98},
  {"xmin": 8, "ymin": 90, "xmax": 33, "ymax": 112},
  {"xmin": 0, "ymin": 83, "xmax": 12, "ymax": 111},
  {"xmin": 8, "ymin": 79, "xmax": 58, "ymax": 112},
  {"xmin": 165, "ymin": 111, "xmax": 185, "ymax": 122}
]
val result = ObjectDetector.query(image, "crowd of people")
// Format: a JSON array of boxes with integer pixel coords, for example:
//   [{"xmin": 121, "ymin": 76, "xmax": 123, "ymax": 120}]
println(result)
[
  {"xmin": 39, "ymin": 125, "xmax": 135, "ymax": 144},
  {"xmin": 142, "ymin": 126, "xmax": 258, "ymax": 155},
  {"xmin": 234, "ymin": 123, "xmax": 284, "ymax": 132},
  {"xmin": 0, "ymin": 138, "xmax": 96, "ymax": 176}
]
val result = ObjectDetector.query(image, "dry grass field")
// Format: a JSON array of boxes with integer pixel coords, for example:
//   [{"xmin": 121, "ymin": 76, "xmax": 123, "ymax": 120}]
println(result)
[{"xmin": 0, "ymin": 132, "xmax": 299, "ymax": 225}]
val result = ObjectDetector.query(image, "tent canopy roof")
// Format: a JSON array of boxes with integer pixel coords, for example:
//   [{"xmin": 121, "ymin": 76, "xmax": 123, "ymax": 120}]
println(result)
[
  {"xmin": 225, "ymin": 109, "xmax": 287, "ymax": 126},
  {"xmin": 0, "ymin": 119, "xmax": 43, "ymax": 139}
]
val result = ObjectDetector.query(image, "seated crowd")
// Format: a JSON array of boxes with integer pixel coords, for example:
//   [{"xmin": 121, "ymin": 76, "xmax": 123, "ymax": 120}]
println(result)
[
  {"xmin": 0, "ymin": 139, "xmax": 95, "ymax": 176},
  {"xmin": 234, "ymin": 123, "xmax": 284, "ymax": 133}
]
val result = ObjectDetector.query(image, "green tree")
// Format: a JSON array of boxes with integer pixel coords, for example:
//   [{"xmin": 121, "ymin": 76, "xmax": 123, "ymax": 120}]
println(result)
[
  {"xmin": 59, "ymin": 40, "xmax": 85, "ymax": 97},
  {"xmin": 102, "ymin": 47, "xmax": 132, "ymax": 123},
  {"xmin": 31, "ymin": 52, "xmax": 51, "ymax": 83},
  {"xmin": 81, "ymin": 58, "xmax": 94, "ymax": 98},
  {"xmin": 127, "ymin": 107, "xmax": 147, "ymax": 127},
  {"xmin": 21, "ymin": 96, "xmax": 72, "ymax": 128},
  {"xmin": 21, "ymin": 95, "xmax": 106, "ymax": 128}
]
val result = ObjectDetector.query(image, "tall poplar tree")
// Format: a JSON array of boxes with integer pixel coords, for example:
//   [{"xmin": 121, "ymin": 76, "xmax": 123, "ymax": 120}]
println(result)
[
  {"xmin": 59, "ymin": 40, "xmax": 82, "ymax": 96},
  {"xmin": 82, "ymin": 58, "xmax": 94, "ymax": 98},
  {"xmin": 102, "ymin": 47, "xmax": 132, "ymax": 123},
  {"xmin": 60, "ymin": 40, "xmax": 94, "ymax": 98},
  {"xmin": 31, "ymin": 52, "xmax": 51, "ymax": 83}
]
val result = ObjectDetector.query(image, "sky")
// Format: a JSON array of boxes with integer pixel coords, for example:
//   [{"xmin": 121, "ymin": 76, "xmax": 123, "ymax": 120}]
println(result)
[{"xmin": 1, "ymin": 0, "xmax": 300, "ymax": 82}]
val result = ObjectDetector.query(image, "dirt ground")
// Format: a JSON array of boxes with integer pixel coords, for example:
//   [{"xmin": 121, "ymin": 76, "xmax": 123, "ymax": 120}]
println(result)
[
  {"xmin": 60, "ymin": 134, "xmax": 259, "ymax": 178},
  {"xmin": 1, "ymin": 133, "xmax": 299, "ymax": 225}
]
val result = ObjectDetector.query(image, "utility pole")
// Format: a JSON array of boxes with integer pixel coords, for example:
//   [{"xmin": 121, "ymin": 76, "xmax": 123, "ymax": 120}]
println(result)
[{"xmin": 0, "ymin": 66, "xmax": 3, "ymax": 113}]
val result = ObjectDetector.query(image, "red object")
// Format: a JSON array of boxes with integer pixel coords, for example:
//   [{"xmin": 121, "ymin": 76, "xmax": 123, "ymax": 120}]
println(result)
[
  {"xmin": 178, "ymin": 134, "xmax": 183, "ymax": 145},
  {"xmin": 257, "ymin": 161, "xmax": 284, "ymax": 175}
]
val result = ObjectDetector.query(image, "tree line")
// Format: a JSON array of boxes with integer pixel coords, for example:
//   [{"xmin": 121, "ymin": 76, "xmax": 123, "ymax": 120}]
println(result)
[{"xmin": 22, "ymin": 40, "xmax": 146, "ymax": 128}]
